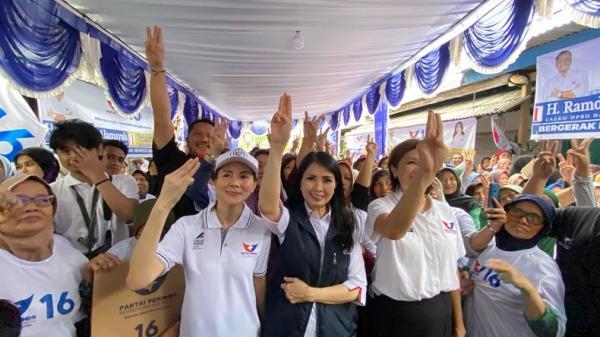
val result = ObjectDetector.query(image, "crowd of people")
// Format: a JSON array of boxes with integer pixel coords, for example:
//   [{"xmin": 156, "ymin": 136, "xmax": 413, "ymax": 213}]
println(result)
[{"xmin": 1, "ymin": 25, "xmax": 599, "ymax": 337}]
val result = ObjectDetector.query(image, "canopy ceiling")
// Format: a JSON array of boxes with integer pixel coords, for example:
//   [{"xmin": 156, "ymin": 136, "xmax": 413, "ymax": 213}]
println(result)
[{"xmin": 64, "ymin": 0, "xmax": 488, "ymax": 120}]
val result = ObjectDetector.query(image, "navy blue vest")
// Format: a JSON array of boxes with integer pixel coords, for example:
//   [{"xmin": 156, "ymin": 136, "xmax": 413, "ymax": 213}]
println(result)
[{"xmin": 264, "ymin": 207, "xmax": 357, "ymax": 337}]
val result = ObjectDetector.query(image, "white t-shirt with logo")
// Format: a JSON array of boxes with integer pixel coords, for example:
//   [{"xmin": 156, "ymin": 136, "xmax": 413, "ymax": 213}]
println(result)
[
  {"xmin": 465, "ymin": 243, "xmax": 566, "ymax": 337},
  {"xmin": 367, "ymin": 191, "xmax": 465, "ymax": 301},
  {"xmin": 0, "ymin": 235, "xmax": 88, "ymax": 337},
  {"xmin": 156, "ymin": 203, "xmax": 272, "ymax": 337}
]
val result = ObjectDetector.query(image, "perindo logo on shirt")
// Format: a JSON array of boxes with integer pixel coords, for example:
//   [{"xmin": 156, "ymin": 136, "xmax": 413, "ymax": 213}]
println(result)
[
  {"xmin": 241, "ymin": 242, "xmax": 259, "ymax": 256},
  {"xmin": 442, "ymin": 221, "xmax": 457, "ymax": 233},
  {"xmin": 193, "ymin": 232, "xmax": 205, "ymax": 250}
]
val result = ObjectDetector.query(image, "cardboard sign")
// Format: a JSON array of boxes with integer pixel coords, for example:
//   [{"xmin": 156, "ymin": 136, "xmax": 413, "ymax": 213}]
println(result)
[{"xmin": 91, "ymin": 261, "xmax": 185, "ymax": 337}]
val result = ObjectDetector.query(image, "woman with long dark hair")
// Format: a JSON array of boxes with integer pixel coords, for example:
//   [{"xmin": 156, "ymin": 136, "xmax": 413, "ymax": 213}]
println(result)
[
  {"xmin": 259, "ymin": 94, "xmax": 366, "ymax": 337},
  {"xmin": 365, "ymin": 111, "xmax": 466, "ymax": 337}
]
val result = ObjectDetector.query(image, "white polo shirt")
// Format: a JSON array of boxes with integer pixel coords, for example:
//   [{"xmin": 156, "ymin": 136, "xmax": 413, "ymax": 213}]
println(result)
[
  {"xmin": 367, "ymin": 191, "xmax": 465, "ymax": 301},
  {"xmin": 465, "ymin": 243, "xmax": 566, "ymax": 337},
  {"xmin": 0, "ymin": 235, "xmax": 88, "ymax": 337},
  {"xmin": 156, "ymin": 203, "xmax": 272, "ymax": 337},
  {"xmin": 51, "ymin": 173, "xmax": 138, "ymax": 252},
  {"xmin": 351, "ymin": 206, "xmax": 377, "ymax": 257}
]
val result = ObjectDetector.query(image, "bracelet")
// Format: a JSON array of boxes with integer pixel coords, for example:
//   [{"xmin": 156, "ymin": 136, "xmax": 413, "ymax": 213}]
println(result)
[
  {"xmin": 94, "ymin": 178, "xmax": 110, "ymax": 187},
  {"xmin": 151, "ymin": 69, "xmax": 166, "ymax": 76},
  {"xmin": 486, "ymin": 225, "xmax": 498, "ymax": 233}
]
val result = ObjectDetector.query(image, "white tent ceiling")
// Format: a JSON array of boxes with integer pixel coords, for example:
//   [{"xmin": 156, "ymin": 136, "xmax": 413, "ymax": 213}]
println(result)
[{"xmin": 64, "ymin": 0, "xmax": 490, "ymax": 121}]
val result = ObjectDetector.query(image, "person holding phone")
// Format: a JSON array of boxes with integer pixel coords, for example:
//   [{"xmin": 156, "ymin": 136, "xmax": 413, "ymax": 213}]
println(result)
[{"xmin": 463, "ymin": 195, "xmax": 566, "ymax": 337}]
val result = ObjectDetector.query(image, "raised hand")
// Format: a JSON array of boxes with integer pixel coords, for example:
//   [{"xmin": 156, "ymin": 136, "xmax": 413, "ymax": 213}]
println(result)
[
  {"xmin": 557, "ymin": 154, "xmax": 575, "ymax": 185},
  {"xmin": 316, "ymin": 127, "xmax": 330, "ymax": 152},
  {"xmin": 463, "ymin": 149, "xmax": 475, "ymax": 169},
  {"xmin": 158, "ymin": 158, "xmax": 200, "ymax": 208},
  {"xmin": 532, "ymin": 140, "xmax": 558, "ymax": 181},
  {"xmin": 70, "ymin": 146, "xmax": 108, "ymax": 184},
  {"xmin": 365, "ymin": 135, "xmax": 377, "ymax": 158},
  {"xmin": 145, "ymin": 26, "xmax": 165, "ymax": 71},
  {"xmin": 568, "ymin": 138, "xmax": 593, "ymax": 177},
  {"xmin": 290, "ymin": 136, "xmax": 300, "ymax": 154},
  {"xmin": 416, "ymin": 110, "xmax": 447, "ymax": 177},
  {"xmin": 303, "ymin": 111, "xmax": 324, "ymax": 143},
  {"xmin": 208, "ymin": 118, "xmax": 229, "ymax": 157},
  {"xmin": 269, "ymin": 94, "xmax": 293, "ymax": 150},
  {"xmin": 485, "ymin": 197, "xmax": 506, "ymax": 231},
  {"xmin": 0, "ymin": 191, "xmax": 24, "ymax": 227}
]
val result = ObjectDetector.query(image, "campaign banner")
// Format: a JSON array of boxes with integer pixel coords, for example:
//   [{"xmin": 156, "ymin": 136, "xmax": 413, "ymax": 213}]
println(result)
[
  {"xmin": 532, "ymin": 37, "xmax": 600, "ymax": 140},
  {"xmin": 0, "ymin": 81, "xmax": 47, "ymax": 160},
  {"xmin": 38, "ymin": 80, "xmax": 154, "ymax": 157},
  {"xmin": 91, "ymin": 262, "xmax": 184, "ymax": 337},
  {"xmin": 388, "ymin": 117, "xmax": 477, "ymax": 152}
]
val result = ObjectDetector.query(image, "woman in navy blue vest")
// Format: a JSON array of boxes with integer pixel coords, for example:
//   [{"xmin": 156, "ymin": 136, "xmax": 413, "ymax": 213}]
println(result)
[{"xmin": 259, "ymin": 94, "xmax": 367, "ymax": 337}]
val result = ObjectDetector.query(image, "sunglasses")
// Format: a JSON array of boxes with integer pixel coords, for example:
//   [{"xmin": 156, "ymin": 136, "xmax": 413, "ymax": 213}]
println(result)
[
  {"xmin": 507, "ymin": 207, "xmax": 544, "ymax": 226},
  {"xmin": 16, "ymin": 195, "xmax": 55, "ymax": 207}
]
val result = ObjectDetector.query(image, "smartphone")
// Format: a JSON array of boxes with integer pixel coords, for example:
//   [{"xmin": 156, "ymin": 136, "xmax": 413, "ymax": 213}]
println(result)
[{"xmin": 488, "ymin": 183, "xmax": 500, "ymax": 208}]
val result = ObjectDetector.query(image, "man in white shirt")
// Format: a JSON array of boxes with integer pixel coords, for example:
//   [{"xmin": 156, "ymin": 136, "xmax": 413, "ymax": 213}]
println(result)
[
  {"xmin": 49, "ymin": 120, "xmax": 138, "ymax": 257},
  {"xmin": 544, "ymin": 50, "xmax": 589, "ymax": 101},
  {"xmin": 103, "ymin": 139, "xmax": 129, "ymax": 176}
]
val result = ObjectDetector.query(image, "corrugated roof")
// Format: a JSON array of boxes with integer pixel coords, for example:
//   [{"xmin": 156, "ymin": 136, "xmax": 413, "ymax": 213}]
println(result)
[{"xmin": 347, "ymin": 90, "xmax": 528, "ymax": 135}]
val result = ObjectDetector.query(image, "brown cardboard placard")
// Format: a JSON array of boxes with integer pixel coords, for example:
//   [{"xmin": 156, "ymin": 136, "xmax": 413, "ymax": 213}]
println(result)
[{"xmin": 91, "ymin": 261, "xmax": 184, "ymax": 337}]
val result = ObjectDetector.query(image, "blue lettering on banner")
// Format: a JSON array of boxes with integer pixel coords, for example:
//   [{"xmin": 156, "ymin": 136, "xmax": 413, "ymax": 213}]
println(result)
[
  {"xmin": 532, "ymin": 94, "xmax": 600, "ymax": 137},
  {"xmin": 0, "ymin": 108, "xmax": 34, "ymax": 159},
  {"xmin": 470, "ymin": 260, "xmax": 501, "ymax": 288}
]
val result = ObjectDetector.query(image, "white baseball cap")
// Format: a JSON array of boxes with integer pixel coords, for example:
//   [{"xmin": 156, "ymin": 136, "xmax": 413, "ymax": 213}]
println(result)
[{"xmin": 214, "ymin": 148, "xmax": 259, "ymax": 175}]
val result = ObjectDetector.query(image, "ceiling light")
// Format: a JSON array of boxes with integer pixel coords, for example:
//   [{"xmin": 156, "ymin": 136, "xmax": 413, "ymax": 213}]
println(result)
[{"xmin": 293, "ymin": 31, "xmax": 304, "ymax": 50}]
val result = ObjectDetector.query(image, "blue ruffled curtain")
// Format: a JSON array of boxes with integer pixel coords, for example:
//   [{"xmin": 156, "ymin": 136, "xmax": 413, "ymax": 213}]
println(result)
[
  {"xmin": 365, "ymin": 85, "xmax": 381, "ymax": 115},
  {"xmin": 463, "ymin": 0, "xmax": 534, "ymax": 68},
  {"xmin": 100, "ymin": 43, "xmax": 146, "ymax": 114},
  {"xmin": 385, "ymin": 71, "xmax": 406, "ymax": 106},
  {"xmin": 352, "ymin": 99, "xmax": 363, "ymax": 122},
  {"xmin": 566, "ymin": 0, "xmax": 600, "ymax": 15},
  {"xmin": 342, "ymin": 105, "xmax": 351, "ymax": 126},
  {"xmin": 414, "ymin": 43, "xmax": 450, "ymax": 94},
  {"xmin": 329, "ymin": 110, "xmax": 340, "ymax": 131},
  {"xmin": 228, "ymin": 120, "xmax": 243, "ymax": 139},
  {"xmin": 373, "ymin": 99, "xmax": 388, "ymax": 159},
  {"xmin": 0, "ymin": 0, "xmax": 81, "ymax": 93},
  {"xmin": 201, "ymin": 105, "xmax": 213, "ymax": 121},
  {"xmin": 168, "ymin": 85, "xmax": 178, "ymax": 119},
  {"xmin": 183, "ymin": 94, "xmax": 199, "ymax": 126},
  {"xmin": 249, "ymin": 120, "xmax": 269, "ymax": 136}
]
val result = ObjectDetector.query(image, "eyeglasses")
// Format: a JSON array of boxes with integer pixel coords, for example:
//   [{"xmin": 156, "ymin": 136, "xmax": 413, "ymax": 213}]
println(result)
[
  {"xmin": 507, "ymin": 207, "xmax": 544, "ymax": 226},
  {"xmin": 16, "ymin": 195, "xmax": 55, "ymax": 207}
]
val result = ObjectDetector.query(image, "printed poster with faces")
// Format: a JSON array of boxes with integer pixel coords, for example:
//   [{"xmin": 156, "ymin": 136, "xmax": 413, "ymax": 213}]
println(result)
[{"xmin": 91, "ymin": 261, "xmax": 184, "ymax": 337}]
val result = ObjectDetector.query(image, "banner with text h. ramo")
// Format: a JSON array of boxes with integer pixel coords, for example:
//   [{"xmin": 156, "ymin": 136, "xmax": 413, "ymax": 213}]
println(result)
[{"xmin": 532, "ymin": 37, "xmax": 600, "ymax": 140}]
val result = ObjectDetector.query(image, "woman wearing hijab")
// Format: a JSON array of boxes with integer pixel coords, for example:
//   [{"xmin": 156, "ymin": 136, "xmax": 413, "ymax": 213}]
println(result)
[
  {"xmin": 0, "ymin": 155, "xmax": 14, "ymax": 183},
  {"xmin": 464, "ymin": 194, "xmax": 566, "ymax": 337},
  {"xmin": 490, "ymin": 170, "xmax": 510, "ymax": 186},
  {"xmin": 14, "ymin": 147, "xmax": 60, "ymax": 183},
  {"xmin": 438, "ymin": 167, "xmax": 483, "ymax": 229}
]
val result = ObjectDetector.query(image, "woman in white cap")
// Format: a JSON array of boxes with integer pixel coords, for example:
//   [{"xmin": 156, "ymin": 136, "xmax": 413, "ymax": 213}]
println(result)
[{"xmin": 127, "ymin": 149, "xmax": 275, "ymax": 337}]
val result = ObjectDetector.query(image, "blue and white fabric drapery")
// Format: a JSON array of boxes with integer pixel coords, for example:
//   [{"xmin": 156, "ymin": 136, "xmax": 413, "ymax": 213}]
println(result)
[
  {"xmin": 373, "ymin": 98, "xmax": 388, "ymax": 159},
  {"xmin": 168, "ymin": 85, "xmax": 179, "ymax": 119},
  {"xmin": 249, "ymin": 120, "xmax": 269, "ymax": 136},
  {"xmin": 564, "ymin": 0, "xmax": 600, "ymax": 28},
  {"xmin": 0, "ymin": 0, "xmax": 82, "ymax": 97},
  {"xmin": 458, "ymin": 0, "xmax": 535, "ymax": 74},
  {"xmin": 183, "ymin": 94, "xmax": 200, "ymax": 127},
  {"xmin": 228, "ymin": 120, "xmax": 243, "ymax": 139},
  {"xmin": 342, "ymin": 105, "xmax": 351, "ymax": 126},
  {"xmin": 352, "ymin": 98, "xmax": 363, "ymax": 122},
  {"xmin": 365, "ymin": 84, "xmax": 381, "ymax": 115},
  {"xmin": 385, "ymin": 71, "xmax": 406, "ymax": 108},
  {"xmin": 100, "ymin": 43, "xmax": 147, "ymax": 116},
  {"xmin": 329, "ymin": 109, "xmax": 340, "ymax": 131},
  {"xmin": 414, "ymin": 43, "xmax": 450, "ymax": 95}
]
